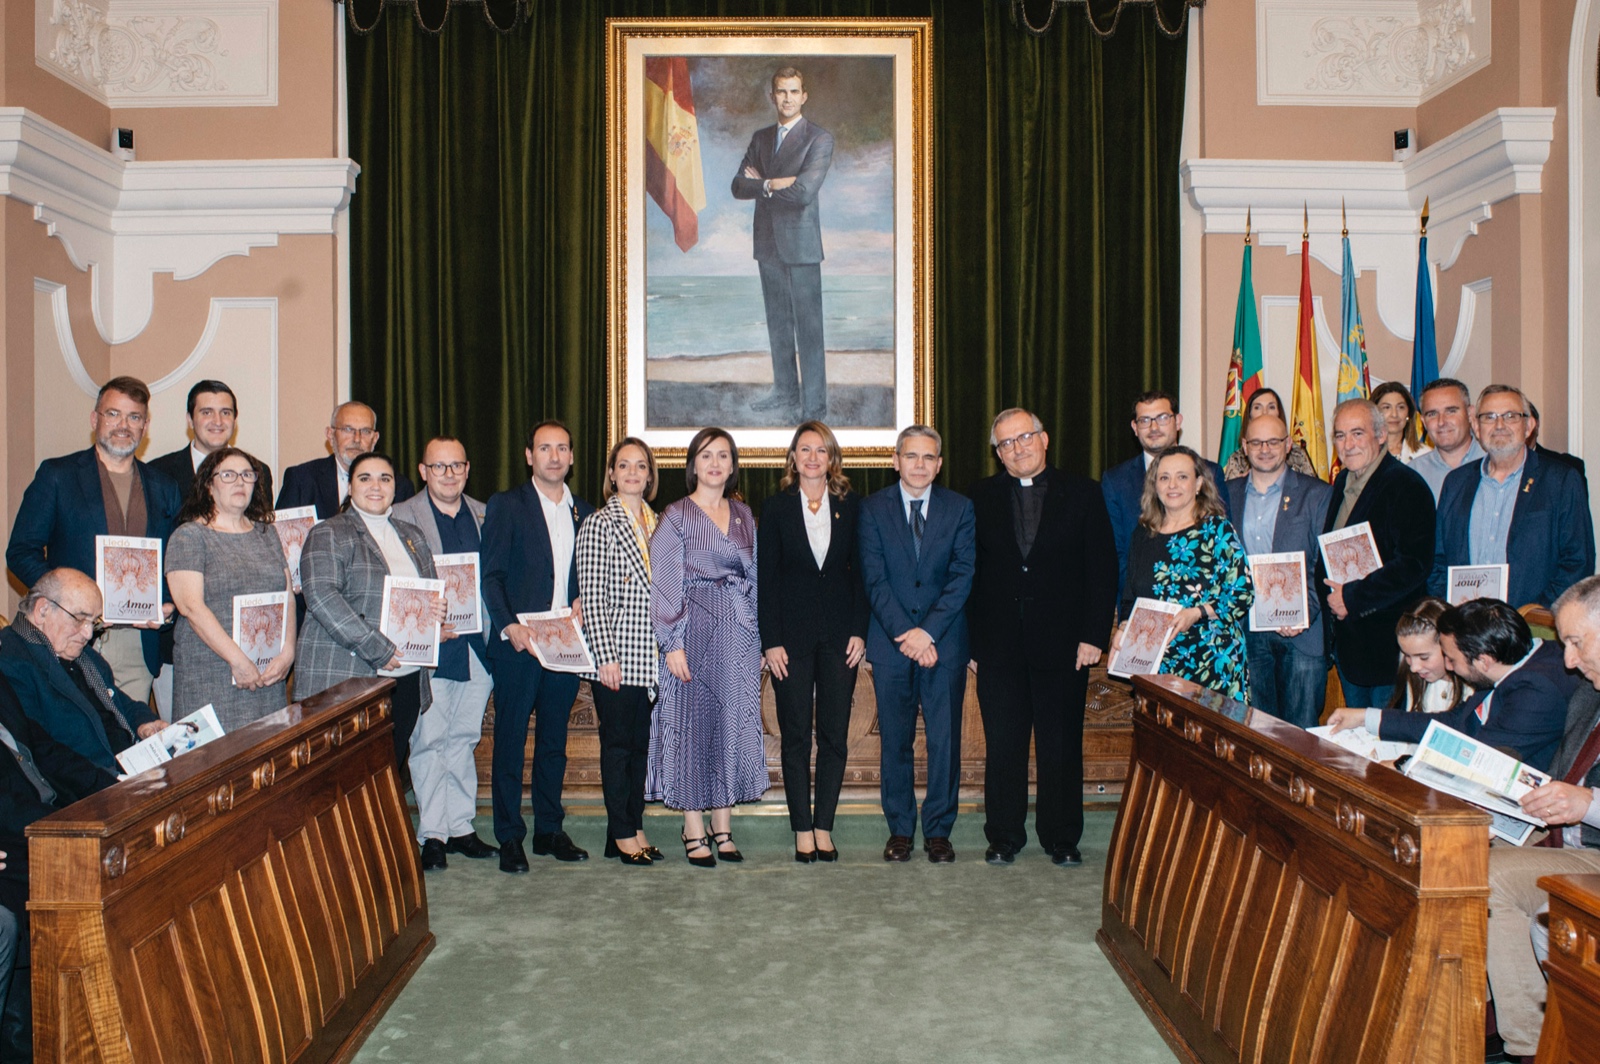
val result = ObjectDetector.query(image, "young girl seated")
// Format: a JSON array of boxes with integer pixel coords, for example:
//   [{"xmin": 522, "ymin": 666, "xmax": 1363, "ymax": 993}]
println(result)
[{"xmin": 1387, "ymin": 597, "xmax": 1471, "ymax": 714}]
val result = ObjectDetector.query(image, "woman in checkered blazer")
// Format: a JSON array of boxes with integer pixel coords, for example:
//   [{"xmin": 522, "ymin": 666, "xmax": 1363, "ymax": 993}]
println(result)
[{"xmin": 576, "ymin": 438, "xmax": 664, "ymax": 866}]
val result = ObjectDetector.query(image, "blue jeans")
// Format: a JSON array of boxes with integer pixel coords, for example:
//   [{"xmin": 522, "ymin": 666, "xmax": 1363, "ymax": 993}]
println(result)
[
  {"xmin": 1339, "ymin": 678, "xmax": 1395, "ymax": 712},
  {"xmin": 1246, "ymin": 635, "xmax": 1327, "ymax": 729}
]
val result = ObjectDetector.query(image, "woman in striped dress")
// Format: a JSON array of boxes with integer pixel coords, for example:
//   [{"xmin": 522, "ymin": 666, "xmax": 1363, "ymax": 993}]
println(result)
[{"xmin": 648, "ymin": 428, "xmax": 765, "ymax": 866}]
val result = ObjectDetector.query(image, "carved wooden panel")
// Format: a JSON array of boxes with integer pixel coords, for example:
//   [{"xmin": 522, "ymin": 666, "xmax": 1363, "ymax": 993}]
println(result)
[
  {"xmin": 1099, "ymin": 675, "xmax": 1489, "ymax": 1064},
  {"xmin": 1537, "ymin": 873, "xmax": 1600, "ymax": 1064},
  {"xmin": 27, "ymin": 679, "xmax": 432, "ymax": 1064}
]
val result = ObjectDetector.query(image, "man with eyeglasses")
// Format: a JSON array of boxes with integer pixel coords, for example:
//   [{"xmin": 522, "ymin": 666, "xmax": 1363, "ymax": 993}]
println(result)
[
  {"xmin": 1407, "ymin": 378, "xmax": 1484, "ymax": 501},
  {"xmin": 967, "ymin": 408, "xmax": 1116, "ymax": 867},
  {"xmin": 1224, "ymin": 415, "xmax": 1333, "ymax": 727},
  {"xmin": 275, "ymin": 401, "xmax": 415, "ymax": 519},
  {"xmin": 0, "ymin": 568, "xmax": 163, "ymax": 772},
  {"xmin": 1429, "ymin": 384, "xmax": 1593, "ymax": 609},
  {"xmin": 392, "ymin": 437, "xmax": 497, "ymax": 870},
  {"xmin": 6, "ymin": 376, "xmax": 182, "ymax": 703},
  {"xmin": 1101, "ymin": 391, "xmax": 1228, "ymax": 600}
]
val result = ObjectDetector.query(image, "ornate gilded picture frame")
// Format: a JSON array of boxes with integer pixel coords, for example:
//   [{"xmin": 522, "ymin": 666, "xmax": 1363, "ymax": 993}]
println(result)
[{"xmin": 605, "ymin": 18, "xmax": 933, "ymax": 466}]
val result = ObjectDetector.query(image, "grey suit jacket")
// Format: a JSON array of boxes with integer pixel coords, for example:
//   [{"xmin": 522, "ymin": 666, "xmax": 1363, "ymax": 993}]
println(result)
[
  {"xmin": 1550, "ymin": 684, "xmax": 1600, "ymax": 849},
  {"xmin": 295, "ymin": 509, "xmax": 437, "ymax": 711},
  {"xmin": 729, "ymin": 116, "xmax": 834, "ymax": 264},
  {"xmin": 391, "ymin": 491, "xmax": 486, "ymax": 556},
  {"xmin": 1225, "ymin": 469, "xmax": 1334, "ymax": 655}
]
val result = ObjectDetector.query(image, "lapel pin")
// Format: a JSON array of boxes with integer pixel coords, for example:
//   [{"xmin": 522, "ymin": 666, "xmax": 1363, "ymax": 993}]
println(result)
[{"xmin": 1523, "ymin": 479, "xmax": 1534, "ymax": 494}]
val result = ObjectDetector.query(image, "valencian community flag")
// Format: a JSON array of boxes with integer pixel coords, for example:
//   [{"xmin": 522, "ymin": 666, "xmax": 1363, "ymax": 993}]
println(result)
[
  {"xmin": 1410, "ymin": 231, "xmax": 1439, "ymax": 440},
  {"xmin": 644, "ymin": 57, "xmax": 707, "ymax": 252},
  {"xmin": 1291, "ymin": 236, "xmax": 1330, "ymax": 478},
  {"xmin": 1336, "ymin": 233, "xmax": 1370, "ymax": 404},
  {"xmin": 1219, "ymin": 239, "xmax": 1264, "ymax": 460}
]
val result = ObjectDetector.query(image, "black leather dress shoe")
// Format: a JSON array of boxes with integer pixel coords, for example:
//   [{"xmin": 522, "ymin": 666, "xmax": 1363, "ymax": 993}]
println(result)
[
  {"xmin": 531, "ymin": 831, "xmax": 589, "ymax": 862},
  {"xmin": 445, "ymin": 833, "xmax": 498, "ymax": 859},
  {"xmin": 925, "ymin": 837, "xmax": 955, "ymax": 863},
  {"xmin": 883, "ymin": 834, "xmax": 914, "ymax": 862},
  {"xmin": 499, "ymin": 840, "xmax": 529, "ymax": 874},
  {"xmin": 420, "ymin": 838, "xmax": 448, "ymax": 871},
  {"xmin": 985, "ymin": 845, "xmax": 1017, "ymax": 866},
  {"xmin": 1051, "ymin": 845, "xmax": 1083, "ymax": 867}
]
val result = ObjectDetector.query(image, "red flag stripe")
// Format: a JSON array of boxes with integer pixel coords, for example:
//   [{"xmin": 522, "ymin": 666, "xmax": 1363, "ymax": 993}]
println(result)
[
  {"xmin": 645, "ymin": 57, "xmax": 696, "ymax": 117},
  {"xmin": 645, "ymin": 145, "xmax": 698, "ymax": 252}
]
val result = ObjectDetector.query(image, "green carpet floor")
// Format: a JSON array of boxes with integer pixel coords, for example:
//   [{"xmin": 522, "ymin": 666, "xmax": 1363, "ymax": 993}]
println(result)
[{"xmin": 354, "ymin": 806, "xmax": 1177, "ymax": 1064}]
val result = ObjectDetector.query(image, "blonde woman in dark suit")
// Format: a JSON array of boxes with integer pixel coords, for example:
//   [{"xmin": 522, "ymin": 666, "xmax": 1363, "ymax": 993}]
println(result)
[{"xmin": 577, "ymin": 439, "xmax": 664, "ymax": 866}]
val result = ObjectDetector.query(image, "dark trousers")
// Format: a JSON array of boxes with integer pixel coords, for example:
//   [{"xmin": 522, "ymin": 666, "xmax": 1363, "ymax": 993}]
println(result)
[
  {"xmin": 757, "ymin": 259, "xmax": 826, "ymax": 417},
  {"xmin": 591, "ymin": 681, "xmax": 653, "ymax": 841},
  {"xmin": 773, "ymin": 641, "xmax": 859, "ymax": 832},
  {"xmin": 490, "ymin": 654, "xmax": 580, "ymax": 843},
  {"xmin": 977, "ymin": 662, "xmax": 1087, "ymax": 854},
  {"xmin": 389, "ymin": 671, "xmax": 423, "ymax": 790},
  {"xmin": 1246, "ymin": 634, "xmax": 1327, "ymax": 729},
  {"xmin": 0, "ymin": 906, "xmax": 28, "ymax": 1063},
  {"xmin": 872, "ymin": 653, "xmax": 965, "ymax": 839}
]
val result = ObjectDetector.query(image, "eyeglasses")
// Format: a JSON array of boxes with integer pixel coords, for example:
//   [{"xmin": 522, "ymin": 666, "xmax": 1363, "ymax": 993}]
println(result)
[
  {"xmin": 424, "ymin": 461, "xmax": 468, "ymax": 475},
  {"xmin": 995, "ymin": 431, "xmax": 1040, "ymax": 453},
  {"xmin": 1243, "ymin": 436, "xmax": 1289, "ymax": 450},
  {"xmin": 1477, "ymin": 411, "xmax": 1527, "ymax": 426},
  {"xmin": 1134, "ymin": 413, "xmax": 1175, "ymax": 428},
  {"xmin": 212, "ymin": 469, "xmax": 259, "ymax": 484},
  {"xmin": 42, "ymin": 595, "xmax": 104, "ymax": 636},
  {"xmin": 334, "ymin": 425, "xmax": 377, "ymax": 438}
]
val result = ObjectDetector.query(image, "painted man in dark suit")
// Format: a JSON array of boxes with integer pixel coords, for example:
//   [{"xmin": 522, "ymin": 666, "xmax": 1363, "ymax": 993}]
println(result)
[
  {"xmin": 730, "ymin": 66, "xmax": 835, "ymax": 423},
  {"xmin": 275, "ymin": 401, "xmax": 414, "ymax": 520},
  {"xmin": 1428, "ymin": 384, "xmax": 1593, "ymax": 610},
  {"xmin": 481, "ymin": 420, "xmax": 595, "ymax": 873},
  {"xmin": 1225, "ymin": 414, "xmax": 1334, "ymax": 728},
  {"xmin": 858, "ymin": 425, "xmax": 975, "ymax": 864},
  {"xmin": 1101, "ymin": 390, "xmax": 1227, "ymax": 604},
  {"xmin": 5, "ymin": 376, "xmax": 181, "ymax": 702},
  {"xmin": 1320, "ymin": 398, "xmax": 1436, "ymax": 708},
  {"xmin": 968, "ymin": 408, "xmax": 1117, "ymax": 867}
]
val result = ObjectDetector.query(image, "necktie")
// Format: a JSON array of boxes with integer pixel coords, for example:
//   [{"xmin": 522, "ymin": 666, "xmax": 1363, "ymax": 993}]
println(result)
[
  {"xmin": 775, "ymin": 124, "xmax": 788, "ymax": 153},
  {"xmin": 0, "ymin": 720, "xmax": 56, "ymax": 805},
  {"xmin": 910, "ymin": 499, "xmax": 925, "ymax": 559}
]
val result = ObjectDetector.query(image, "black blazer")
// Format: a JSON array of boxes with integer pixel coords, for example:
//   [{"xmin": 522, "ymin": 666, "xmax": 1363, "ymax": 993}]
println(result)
[
  {"xmin": 756, "ymin": 488, "xmax": 869, "ymax": 654},
  {"xmin": 150, "ymin": 445, "xmax": 276, "ymax": 506},
  {"xmin": 481, "ymin": 482, "xmax": 595, "ymax": 656},
  {"xmin": 276, "ymin": 455, "xmax": 414, "ymax": 520},
  {"xmin": 967, "ymin": 466, "xmax": 1119, "ymax": 667},
  {"xmin": 1319, "ymin": 453, "xmax": 1436, "ymax": 686}
]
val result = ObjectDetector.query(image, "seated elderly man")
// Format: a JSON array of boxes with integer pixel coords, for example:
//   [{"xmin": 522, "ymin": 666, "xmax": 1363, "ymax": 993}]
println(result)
[
  {"xmin": 1482, "ymin": 575, "xmax": 1600, "ymax": 1059},
  {"xmin": 0, "ymin": 568, "xmax": 164, "ymax": 772}
]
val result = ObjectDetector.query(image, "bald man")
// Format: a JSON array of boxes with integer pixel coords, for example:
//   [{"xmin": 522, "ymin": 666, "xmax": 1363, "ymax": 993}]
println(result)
[{"xmin": 276, "ymin": 401, "xmax": 415, "ymax": 518}]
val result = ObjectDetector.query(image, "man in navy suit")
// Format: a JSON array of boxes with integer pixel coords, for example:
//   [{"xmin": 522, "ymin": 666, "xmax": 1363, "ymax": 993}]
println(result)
[
  {"xmin": 481, "ymin": 420, "xmax": 595, "ymax": 873},
  {"xmin": 1102, "ymin": 391, "xmax": 1226, "ymax": 604},
  {"xmin": 275, "ymin": 401, "xmax": 414, "ymax": 519},
  {"xmin": 1328, "ymin": 599, "xmax": 1579, "ymax": 771},
  {"xmin": 1226, "ymin": 414, "xmax": 1334, "ymax": 728},
  {"xmin": 6, "ymin": 377, "xmax": 181, "ymax": 701},
  {"xmin": 730, "ymin": 66, "xmax": 835, "ymax": 423},
  {"xmin": 858, "ymin": 425, "xmax": 975, "ymax": 863},
  {"xmin": 1429, "ymin": 384, "xmax": 1593, "ymax": 610}
]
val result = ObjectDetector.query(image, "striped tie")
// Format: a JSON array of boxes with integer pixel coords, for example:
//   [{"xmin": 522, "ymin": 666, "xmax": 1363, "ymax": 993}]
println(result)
[{"xmin": 910, "ymin": 499, "xmax": 925, "ymax": 559}]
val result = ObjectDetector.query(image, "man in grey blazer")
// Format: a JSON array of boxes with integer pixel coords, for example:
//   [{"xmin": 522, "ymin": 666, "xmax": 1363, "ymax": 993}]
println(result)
[
  {"xmin": 1225, "ymin": 415, "xmax": 1333, "ymax": 728},
  {"xmin": 392, "ymin": 438, "xmax": 495, "ymax": 870},
  {"xmin": 730, "ymin": 66, "xmax": 835, "ymax": 422}
]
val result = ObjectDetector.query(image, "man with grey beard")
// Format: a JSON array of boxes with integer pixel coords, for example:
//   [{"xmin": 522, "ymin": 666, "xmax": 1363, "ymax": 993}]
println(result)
[{"xmin": 1429, "ymin": 384, "xmax": 1593, "ymax": 609}]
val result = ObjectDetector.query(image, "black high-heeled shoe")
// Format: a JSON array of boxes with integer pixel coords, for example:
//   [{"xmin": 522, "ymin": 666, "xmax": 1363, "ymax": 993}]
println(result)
[
  {"xmin": 711, "ymin": 830, "xmax": 744, "ymax": 863},
  {"xmin": 641, "ymin": 843, "xmax": 664, "ymax": 861},
  {"xmin": 682, "ymin": 834, "xmax": 716, "ymax": 868},
  {"xmin": 815, "ymin": 844, "xmax": 839, "ymax": 862},
  {"xmin": 606, "ymin": 838, "xmax": 653, "ymax": 865},
  {"xmin": 795, "ymin": 846, "xmax": 818, "ymax": 864}
]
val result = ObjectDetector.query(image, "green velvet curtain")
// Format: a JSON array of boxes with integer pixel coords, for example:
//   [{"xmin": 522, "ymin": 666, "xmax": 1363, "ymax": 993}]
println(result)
[{"xmin": 346, "ymin": 0, "xmax": 1187, "ymax": 509}]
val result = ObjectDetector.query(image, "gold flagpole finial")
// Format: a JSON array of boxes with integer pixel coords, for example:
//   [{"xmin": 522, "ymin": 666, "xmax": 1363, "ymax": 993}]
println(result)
[
  {"xmin": 1341, "ymin": 198, "xmax": 1348, "ymax": 238},
  {"xmin": 1421, "ymin": 196, "xmax": 1430, "ymax": 236},
  {"xmin": 1244, "ymin": 206, "xmax": 1252, "ymax": 246},
  {"xmin": 1302, "ymin": 203, "xmax": 1309, "ymax": 240}
]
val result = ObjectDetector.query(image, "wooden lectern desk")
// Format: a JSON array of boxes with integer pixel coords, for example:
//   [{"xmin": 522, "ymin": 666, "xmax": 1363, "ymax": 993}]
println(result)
[
  {"xmin": 1099, "ymin": 675, "xmax": 1491, "ymax": 1064},
  {"xmin": 26, "ymin": 678, "xmax": 432, "ymax": 1063},
  {"xmin": 1536, "ymin": 873, "xmax": 1600, "ymax": 1064}
]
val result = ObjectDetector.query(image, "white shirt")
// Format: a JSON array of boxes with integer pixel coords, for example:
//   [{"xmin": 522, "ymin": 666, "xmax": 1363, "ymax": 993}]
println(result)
[
  {"xmin": 898, "ymin": 481, "xmax": 931, "ymax": 525},
  {"xmin": 189, "ymin": 444, "xmax": 209, "ymax": 472},
  {"xmin": 801, "ymin": 492, "xmax": 831, "ymax": 569},
  {"xmin": 354, "ymin": 507, "xmax": 420, "ymax": 677},
  {"xmin": 337, "ymin": 461, "xmax": 351, "ymax": 505},
  {"xmin": 537, "ymin": 481, "xmax": 576, "ymax": 607}
]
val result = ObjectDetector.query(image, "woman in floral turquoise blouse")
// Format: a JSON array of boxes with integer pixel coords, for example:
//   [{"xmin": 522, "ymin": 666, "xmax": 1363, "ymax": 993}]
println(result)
[{"xmin": 1113, "ymin": 445, "xmax": 1254, "ymax": 700}]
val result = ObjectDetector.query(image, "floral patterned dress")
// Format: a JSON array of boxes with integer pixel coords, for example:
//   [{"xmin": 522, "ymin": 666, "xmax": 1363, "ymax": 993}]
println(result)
[{"xmin": 1119, "ymin": 515, "xmax": 1255, "ymax": 701}]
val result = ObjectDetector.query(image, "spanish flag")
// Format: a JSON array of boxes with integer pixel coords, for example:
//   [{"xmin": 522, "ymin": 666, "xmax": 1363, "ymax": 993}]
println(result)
[
  {"xmin": 1291, "ymin": 234, "xmax": 1330, "ymax": 478},
  {"xmin": 644, "ymin": 58, "xmax": 707, "ymax": 252}
]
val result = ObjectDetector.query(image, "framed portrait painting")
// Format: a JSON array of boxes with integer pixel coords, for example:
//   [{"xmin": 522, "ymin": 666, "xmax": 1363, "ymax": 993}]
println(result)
[{"xmin": 605, "ymin": 18, "xmax": 933, "ymax": 466}]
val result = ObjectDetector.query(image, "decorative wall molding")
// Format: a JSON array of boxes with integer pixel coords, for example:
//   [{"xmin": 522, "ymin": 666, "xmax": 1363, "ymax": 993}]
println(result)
[
  {"xmin": 1182, "ymin": 107, "xmax": 1552, "ymax": 340},
  {"xmin": 1442, "ymin": 276, "xmax": 1490, "ymax": 378},
  {"xmin": 37, "ymin": 0, "xmax": 277, "ymax": 108},
  {"xmin": 1257, "ymin": 0, "xmax": 1491, "ymax": 107},
  {"xmin": 0, "ymin": 107, "xmax": 357, "ymax": 344},
  {"xmin": 34, "ymin": 277, "xmax": 101, "ymax": 400}
]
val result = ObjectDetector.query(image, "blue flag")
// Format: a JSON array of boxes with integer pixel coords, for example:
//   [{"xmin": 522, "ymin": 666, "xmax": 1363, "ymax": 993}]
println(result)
[{"xmin": 1410, "ymin": 235, "xmax": 1438, "ymax": 439}]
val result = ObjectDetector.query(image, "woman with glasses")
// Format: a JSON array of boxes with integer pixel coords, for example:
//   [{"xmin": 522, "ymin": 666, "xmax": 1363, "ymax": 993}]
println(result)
[
  {"xmin": 1220, "ymin": 388, "xmax": 1318, "ymax": 480},
  {"xmin": 165, "ymin": 447, "xmax": 296, "ymax": 728}
]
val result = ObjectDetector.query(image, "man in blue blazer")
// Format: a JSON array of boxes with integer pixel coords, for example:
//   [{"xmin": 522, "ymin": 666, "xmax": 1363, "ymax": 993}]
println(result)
[
  {"xmin": 1102, "ymin": 391, "xmax": 1227, "ymax": 604},
  {"xmin": 275, "ymin": 401, "xmax": 414, "ymax": 519},
  {"xmin": 1226, "ymin": 414, "xmax": 1334, "ymax": 728},
  {"xmin": 858, "ymin": 426, "xmax": 976, "ymax": 863},
  {"xmin": 481, "ymin": 421, "xmax": 595, "ymax": 873},
  {"xmin": 1429, "ymin": 385, "xmax": 1593, "ymax": 610},
  {"xmin": 730, "ymin": 67, "xmax": 835, "ymax": 423},
  {"xmin": 1329, "ymin": 599, "xmax": 1579, "ymax": 771},
  {"xmin": 5, "ymin": 377, "xmax": 181, "ymax": 700}
]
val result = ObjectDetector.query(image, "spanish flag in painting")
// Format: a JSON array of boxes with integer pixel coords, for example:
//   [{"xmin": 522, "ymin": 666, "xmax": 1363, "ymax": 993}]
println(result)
[{"xmin": 644, "ymin": 58, "xmax": 707, "ymax": 252}]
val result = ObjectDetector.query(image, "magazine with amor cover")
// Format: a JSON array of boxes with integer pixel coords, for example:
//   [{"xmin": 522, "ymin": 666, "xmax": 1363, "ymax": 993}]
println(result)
[
  {"xmin": 1108, "ymin": 598, "xmax": 1183, "ymax": 679},
  {"xmin": 1447, "ymin": 564, "xmax": 1509, "ymax": 606},
  {"xmin": 272, "ymin": 507, "xmax": 318, "ymax": 593},
  {"xmin": 1317, "ymin": 522, "xmax": 1383, "ymax": 584},
  {"xmin": 515, "ymin": 607, "xmax": 596, "ymax": 673},
  {"xmin": 1248, "ymin": 551, "xmax": 1309, "ymax": 632},
  {"xmin": 380, "ymin": 576, "xmax": 445, "ymax": 668},
  {"xmin": 96, "ymin": 535, "xmax": 163, "ymax": 625},
  {"xmin": 434, "ymin": 552, "xmax": 483, "ymax": 635},
  {"xmin": 232, "ymin": 591, "xmax": 289, "ymax": 671}
]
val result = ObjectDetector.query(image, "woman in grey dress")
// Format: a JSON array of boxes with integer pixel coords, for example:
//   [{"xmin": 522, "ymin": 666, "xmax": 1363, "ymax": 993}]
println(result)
[{"xmin": 166, "ymin": 447, "xmax": 295, "ymax": 730}]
